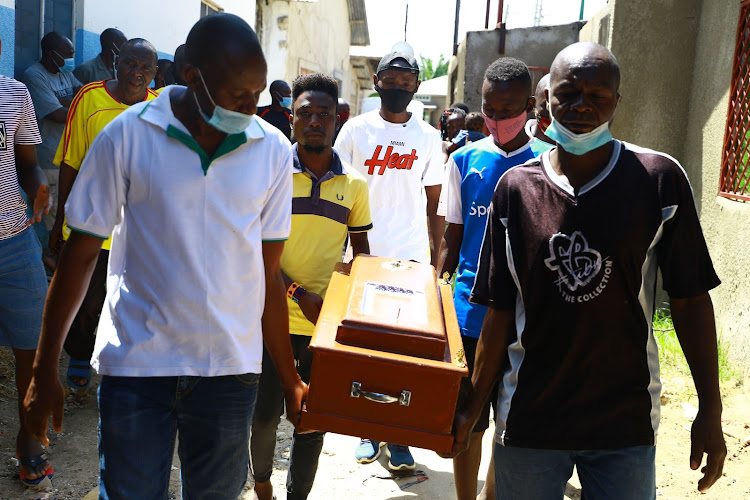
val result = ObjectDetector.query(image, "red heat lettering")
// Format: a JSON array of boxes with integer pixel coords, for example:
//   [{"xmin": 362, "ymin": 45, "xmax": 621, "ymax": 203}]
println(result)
[{"xmin": 364, "ymin": 146, "xmax": 419, "ymax": 175}]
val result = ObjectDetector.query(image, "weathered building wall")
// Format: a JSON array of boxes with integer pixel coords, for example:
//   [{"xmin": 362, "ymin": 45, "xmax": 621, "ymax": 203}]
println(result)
[
  {"xmin": 446, "ymin": 38, "xmax": 466, "ymax": 109},
  {"xmin": 683, "ymin": 0, "xmax": 750, "ymax": 376},
  {"xmin": 582, "ymin": 0, "xmax": 750, "ymax": 375},
  {"xmin": 77, "ymin": 0, "xmax": 255, "ymax": 62},
  {"xmin": 580, "ymin": 0, "xmax": 701, "ymax": 161},
  {"xmin": 257, "ymin": 0, "xmax": 352, "ymax": 107},
  {"xmin": 449, "ymin": 22, "xmax": 582, "ymax": 113},
  {"xmin": 0, "ymin": 0, "xmax": 15, "ymax": 77}
]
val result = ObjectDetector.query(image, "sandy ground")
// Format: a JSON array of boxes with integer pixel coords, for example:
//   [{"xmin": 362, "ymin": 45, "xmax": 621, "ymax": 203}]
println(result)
[{"xmin": 1, "ymin": 351, "xmax": 748, "ymax": 500}]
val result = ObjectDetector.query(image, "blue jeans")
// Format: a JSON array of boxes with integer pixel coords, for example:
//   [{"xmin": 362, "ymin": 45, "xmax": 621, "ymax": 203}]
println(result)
[
  {"xmin": 98, "ymin": 373, "xmax": 260, "ymax": 500},
  {"xmin": 250, "ymin": 336, "xmax": 325, "ymax": 500},
  {"xmin": 493, "ymin": 442, "xmax": 656, "ymax": 500}
]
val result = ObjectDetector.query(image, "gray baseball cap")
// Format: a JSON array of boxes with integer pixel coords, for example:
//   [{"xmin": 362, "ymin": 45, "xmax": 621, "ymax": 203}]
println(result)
[{"xmin": 377, "ymin": 51, "xmax": 420, "ymax": 76}]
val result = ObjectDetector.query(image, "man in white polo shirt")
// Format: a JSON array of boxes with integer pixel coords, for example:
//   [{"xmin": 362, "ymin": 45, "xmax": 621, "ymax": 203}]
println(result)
[{"xmin": 23, "ymin": 14, "xmax": 306, "ymax": 499}]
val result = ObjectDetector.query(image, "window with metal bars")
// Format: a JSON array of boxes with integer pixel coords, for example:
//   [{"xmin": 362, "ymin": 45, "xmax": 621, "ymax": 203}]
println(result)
[{"xmin": 720, "ymin": 0, "xmax": 750, "ymax": 201}]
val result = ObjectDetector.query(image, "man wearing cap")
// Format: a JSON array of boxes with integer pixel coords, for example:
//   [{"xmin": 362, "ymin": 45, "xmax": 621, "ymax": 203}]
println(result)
[{"xmin": 334, "ymin": 44, "xmax": 444, "ymax": 471}]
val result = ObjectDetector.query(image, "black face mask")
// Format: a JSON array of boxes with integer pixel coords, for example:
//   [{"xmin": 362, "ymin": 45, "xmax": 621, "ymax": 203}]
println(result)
[{"xmin": 375, "ymin": 84, "xmax": 415, "ymax": 114}]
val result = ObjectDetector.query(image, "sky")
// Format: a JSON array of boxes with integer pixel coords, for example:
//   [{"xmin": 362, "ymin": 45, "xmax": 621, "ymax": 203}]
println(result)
[{"xmin": 359, "ymin": 0, "xmax": 609, "ymax": 63}]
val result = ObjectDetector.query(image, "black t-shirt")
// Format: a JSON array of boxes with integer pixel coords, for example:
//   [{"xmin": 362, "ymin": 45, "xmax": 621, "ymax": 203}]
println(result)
[
  {"xmin": 257, "ymin": 105, "xmax": 292, "ymax": 140},
  {"xmin": 470, "ymin": 140, "xmax": 720, "ymax": 450}
]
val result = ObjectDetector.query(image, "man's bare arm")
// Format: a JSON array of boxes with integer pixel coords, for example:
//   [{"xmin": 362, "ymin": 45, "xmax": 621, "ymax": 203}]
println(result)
[
  {"xmin": 23, "ymin": 231, "xmax": 104, "ymax": 444},
  {"xmin": 49, "ymin": 162, "xmax": 79, "ymax": 252},
  {"xmin": 445, "ymin": 307, "xmax": 514, "ymax": 457},
  {"xmin": 15, "ymin": 144, "xmax": 51, "ymax": 224},
  {"xmin": 670, "ymin": 292, "xmax": 726, "ymax": 492},
  {"xmin": 438, "ymin": 222, "xmax": 463, "ymax": 279},
  {"xmin": 45, "ymin": 107, "xmax": 69, "ymax": 123},
  {"xmin": 349, "ymin": 231, "xmax": 370, "ymax": 257},
  {"xmin": 262, "ymin": 241, "xmax": 307, "ymax": 426},
  {"xmin": 425, "ymin": 184, "xmax": 445, "ymax": 269}
]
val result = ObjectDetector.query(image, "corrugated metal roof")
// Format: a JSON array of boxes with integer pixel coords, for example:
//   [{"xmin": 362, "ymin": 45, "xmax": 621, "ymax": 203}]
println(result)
[{"xmin": 348, "ymin": 0, "xmax": 370, "ymax": 46}]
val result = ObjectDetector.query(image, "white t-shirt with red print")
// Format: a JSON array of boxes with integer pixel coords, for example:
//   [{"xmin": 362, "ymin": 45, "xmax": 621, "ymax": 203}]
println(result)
[{"xmin": 334, "ymin": 109, "xmax": 444, "ymax": 263}]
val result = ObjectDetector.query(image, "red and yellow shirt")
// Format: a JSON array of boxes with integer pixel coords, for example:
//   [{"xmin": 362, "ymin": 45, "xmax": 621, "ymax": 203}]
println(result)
[{"xmin": 54, "ymin": 80, "xmax": 157, "ymax": 250}]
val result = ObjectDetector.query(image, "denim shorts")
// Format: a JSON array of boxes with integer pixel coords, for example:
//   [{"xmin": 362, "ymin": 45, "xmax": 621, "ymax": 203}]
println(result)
[{"xmin": 0, "ymin": 228, "xmax": 47, "ymax": 349}]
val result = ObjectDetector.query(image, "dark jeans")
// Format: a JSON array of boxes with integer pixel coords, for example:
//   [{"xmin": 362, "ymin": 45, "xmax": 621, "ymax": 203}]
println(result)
[
  {"xmin": 493, "ymin": 443, "xmax": 656, "ymax": 500},
  {"xmin": 63, "ymin": 249, "xmax": 108, "ymax": 361},
  {"xmin": 98, "ymin": 373, "xmax": 259, "ymax": 500},
  {"xmin": 250, "ymin": 335, "xmax": 325, "ymax": 500}
]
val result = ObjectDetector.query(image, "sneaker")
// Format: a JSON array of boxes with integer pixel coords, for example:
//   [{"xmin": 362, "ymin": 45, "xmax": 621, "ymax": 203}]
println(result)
[
  {"xmin": 354, "ymin": 439, "xmax": 382, "ymax": 463},
  {"xmin": 385, "ymin": 444, "xmax": 416, "ymax": 470}
]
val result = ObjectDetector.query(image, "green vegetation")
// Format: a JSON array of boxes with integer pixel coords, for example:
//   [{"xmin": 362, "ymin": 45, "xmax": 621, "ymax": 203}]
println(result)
[
  {"xmin": 653, "ymin": 309, "xmax": 740, "ymax": 385},
  {"xmin": 419, "ymin": 54, "xmax": 449, "ymax": 81}
]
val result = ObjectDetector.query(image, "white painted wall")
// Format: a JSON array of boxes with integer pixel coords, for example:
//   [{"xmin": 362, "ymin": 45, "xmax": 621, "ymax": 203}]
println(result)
[
  {"xmin": 257, "ymin": 0, "xmax": 352, "ymax": 107},
  {"xmin": 257, "ymin": 0, "xmax": 290, "ymax": 106},
  {"xmin": 79, "ymin": 0, "xmax": 255, "ymax": 57}
]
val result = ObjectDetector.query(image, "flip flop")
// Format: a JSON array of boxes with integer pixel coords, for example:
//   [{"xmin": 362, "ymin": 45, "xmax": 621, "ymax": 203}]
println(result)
[
  {"xmin": 67, "ymin": 357, "xmax": 92, "ymax": 389},
  {"xmin": 18, "ymin": 453, "xmax": 54, "ymax": 487}
]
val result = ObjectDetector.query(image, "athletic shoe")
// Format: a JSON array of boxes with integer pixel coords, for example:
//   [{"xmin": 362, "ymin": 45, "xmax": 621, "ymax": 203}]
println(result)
[
  {"xmin": 354, "ymin": 439, "xmax": 382, "ymax": 463},
  {"xmin": 385, "ymin": 444, "xmax": 416, "ymax": 470}
]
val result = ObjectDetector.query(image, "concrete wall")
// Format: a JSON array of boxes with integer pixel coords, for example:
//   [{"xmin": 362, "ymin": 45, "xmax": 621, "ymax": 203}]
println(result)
[
  {"xmin": 581, "ymin": 0, "xmax": 702, "ymax": 161},
  {"xmin": 581, "ymin": 0, "xmax": 750, "ymax": 375},
  {"xmin": 450, "ymin": 22, "xmax": 582, "ymax": 113},
  {"xmin": 75, "ymin": 0, "xmax": 256, "ymax": 63},
  {"xmin": 447, "ymin": 37, "xmax": 467, "ymax": 110},
  {"xmin": 578, "ymin": 0, "xmax": 614, "ymax": 48},
  {"xmin": 0, "ymin": 0, "xmax": 14, "ymax": 77},
  {"xmin": 256, "ymin": 0, "xmax": 352, "ymax": 107},
  {"xmin": 683, "ymin": 1, "xmax": 750, "ymax": 375},
  {"xmin": 256, "ymin": 0, "xmax": 289, "ymax": 106}
]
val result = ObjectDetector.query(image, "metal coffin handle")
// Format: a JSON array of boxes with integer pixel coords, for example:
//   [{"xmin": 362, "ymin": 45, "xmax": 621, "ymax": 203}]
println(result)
[{"xmin": 350, "ymin": 382, "xmax": 411, "ymax": 406}]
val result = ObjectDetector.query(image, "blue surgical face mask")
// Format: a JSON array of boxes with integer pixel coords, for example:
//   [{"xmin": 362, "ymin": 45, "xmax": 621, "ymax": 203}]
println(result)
[
  {"xmin": 544, "ymin": 109, "xmax": 613, "ymax": 156},
  {"xmin": 54, "ymin": 51, "xmax": 75, "ymax": 74},
  {"xmin": 195, "ymin": 69, "xmax": 254, "ymax": 135},
  {"xmin": 277, "ymin": 92, "xmax": 292, "ymax": 108}
]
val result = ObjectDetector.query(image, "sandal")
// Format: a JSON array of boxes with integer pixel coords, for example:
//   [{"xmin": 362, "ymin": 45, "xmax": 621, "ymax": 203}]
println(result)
[
  {"xmin": 67, "ymin": 357, "xmax": 92, "ymax": 389},
  {"xmin": 18, "ymin": 453, "xmax": 54, "ymax": 487}
]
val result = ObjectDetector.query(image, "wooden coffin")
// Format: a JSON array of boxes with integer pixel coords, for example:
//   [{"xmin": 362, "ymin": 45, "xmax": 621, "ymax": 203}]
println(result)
[{"xmin": 300, "ymin": 255, "xmax": 468, "ymax": 454}]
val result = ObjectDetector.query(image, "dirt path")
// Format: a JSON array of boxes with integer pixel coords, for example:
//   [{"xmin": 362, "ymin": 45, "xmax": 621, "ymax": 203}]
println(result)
[{"xmin": 1, "ymin": 352, "xmax": 748, "ymax": 499}]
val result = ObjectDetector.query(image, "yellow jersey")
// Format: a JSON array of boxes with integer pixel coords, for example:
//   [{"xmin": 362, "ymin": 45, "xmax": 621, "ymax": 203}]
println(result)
[
  {"xmin": 54, "ymin": 80, "xmax": 157, "ymax": 250},
  {"xmin": 282, "ymin": 146, "xmax": 372, "ymax": 336}
]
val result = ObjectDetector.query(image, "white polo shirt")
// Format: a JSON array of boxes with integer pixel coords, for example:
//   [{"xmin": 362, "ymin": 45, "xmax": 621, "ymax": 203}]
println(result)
[{"xmin": 65, "ymin": 86, "xmax": 293, "ymax": 377}]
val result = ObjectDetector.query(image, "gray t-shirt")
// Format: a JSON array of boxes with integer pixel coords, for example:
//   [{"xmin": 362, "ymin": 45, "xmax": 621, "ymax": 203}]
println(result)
[
  {"xmin": 74, "ymin": 54, "xmax": 113, "ymax": 85},
  {"xmin": 22, "ymin": 62, "xmax": 81, "ymax": 169}
]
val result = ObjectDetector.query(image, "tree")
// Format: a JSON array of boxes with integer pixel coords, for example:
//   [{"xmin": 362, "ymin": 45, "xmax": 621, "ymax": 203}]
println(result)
[{"xmin": 419, "ymin": 55, "xmax": 449, "ymax": 81}]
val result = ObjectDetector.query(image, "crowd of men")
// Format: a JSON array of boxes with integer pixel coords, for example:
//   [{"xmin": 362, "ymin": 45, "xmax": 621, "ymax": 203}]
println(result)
[{"xmin": 0, "ymin": 11, "xmax": 727, "ymax": 500}]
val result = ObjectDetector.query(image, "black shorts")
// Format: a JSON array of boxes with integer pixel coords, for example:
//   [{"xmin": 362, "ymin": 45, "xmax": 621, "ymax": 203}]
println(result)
[{"xmin": 460, "ymin": 335, "xmax": 499, "ymax": 433}]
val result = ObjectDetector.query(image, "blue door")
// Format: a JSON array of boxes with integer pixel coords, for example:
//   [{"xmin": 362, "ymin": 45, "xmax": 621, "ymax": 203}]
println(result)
[{"xmin": 14, "ymin": 0, "xmax": 73, "ymax": 78}]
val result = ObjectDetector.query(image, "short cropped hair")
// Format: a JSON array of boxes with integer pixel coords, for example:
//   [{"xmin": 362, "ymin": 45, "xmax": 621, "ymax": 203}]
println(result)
[
  {"xmin": 465, "ymin": 111, "xmax": 484, "ymax": 132},
  {"xmin": 120, "ymin": 38, "xmax": 158, "ymax": 62},
  {"xmin": 451, "ymin": 102, "xmax": 470, "ymax": 114},
  {"xmin": 485, "ymin": 57, "xmax": 532, "ymax": 93},
  {"xmin": 41, "ymin": 32, "xmax": 66, "ymax": 54},
  {"xmin": 446, "ymin": 107, "xmax": 466, "ymax": 119},
  {"xmin": 292, "ymin": 73, "xmax": 339, "ymax": 107}
]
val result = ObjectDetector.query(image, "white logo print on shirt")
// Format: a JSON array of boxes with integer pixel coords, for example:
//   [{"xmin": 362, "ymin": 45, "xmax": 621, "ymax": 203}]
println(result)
[{"xmin": 544, "ymin": 231, "xmax": 613, "ymax": 303}]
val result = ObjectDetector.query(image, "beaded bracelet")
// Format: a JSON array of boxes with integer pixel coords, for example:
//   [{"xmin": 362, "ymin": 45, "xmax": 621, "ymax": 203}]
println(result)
[{"xmin": 287, "ymin": 282, "xmax": 307, "ymax": 304}]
